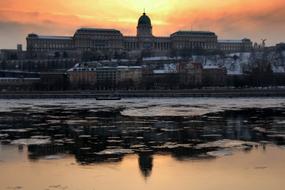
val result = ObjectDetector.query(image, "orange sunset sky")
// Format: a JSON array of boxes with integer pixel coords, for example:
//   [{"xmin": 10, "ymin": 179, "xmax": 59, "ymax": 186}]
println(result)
[{"xmin": 0, "ymin": 0, "xmax": 285, "ymax": 49}]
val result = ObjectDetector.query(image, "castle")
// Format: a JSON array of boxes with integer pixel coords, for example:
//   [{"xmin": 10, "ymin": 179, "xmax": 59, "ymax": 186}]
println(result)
[{"xmin": 26, "ymin": 12, "xmax": 253, "ymax": 58}]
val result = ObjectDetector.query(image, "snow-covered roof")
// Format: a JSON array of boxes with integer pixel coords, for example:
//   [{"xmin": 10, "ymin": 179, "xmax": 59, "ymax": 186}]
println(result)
[
  {"xmin": 129, "ymin": 66, "xmax": 142, "ymax": 69},
  {"xmin": 152, "ymin": 63, "xmax": 178, "ymax": 74},
  {"xmin": 68, "ymin": 68, "xmax": 96, "ymax": 72},
  {"xmin": 143, "ymin": 56, "xmax": 181, "ymax": 61},
  {"xmin": 203, "ymin": 65, "xmax": 220, "ymax": 69},
  {"xmin": 68, "ymin": 64, "xmax": 142, "ymax": 72},
  {"xmin": 117, "ymin": 66, "xmax": 128, "ymax": 69},
  {"xmin": 68, "ymin": 63, "xmax": 96, "ymax": 72},
  {"xmin": 117, "ymin": 66, "xmax": 142, "ymax": 69},
  {"xmin": 227, "ymin": 71, "xmax": 243, "ymax": 75},
  {"xmin": 153, "ymin": 70, "xmax": 167, "ymax": 74},
  {"xmin": 272, "ymin": 66, "xmax": 285, "ymax": 73}
]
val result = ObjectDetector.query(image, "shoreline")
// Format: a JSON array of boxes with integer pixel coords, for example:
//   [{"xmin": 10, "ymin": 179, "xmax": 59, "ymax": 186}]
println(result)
[{"xmin": 1, "ymin": 88, "xmax": 285, "ymax": 99}]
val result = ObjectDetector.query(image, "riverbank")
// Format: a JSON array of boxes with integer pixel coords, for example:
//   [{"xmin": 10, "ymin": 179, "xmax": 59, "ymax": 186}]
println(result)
[{"xmin": 1, "ymin": 88, "xmax": 285, "ymax": 99}]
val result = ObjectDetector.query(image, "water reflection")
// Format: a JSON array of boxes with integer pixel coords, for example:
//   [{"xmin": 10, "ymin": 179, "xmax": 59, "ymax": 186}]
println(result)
[
  {"xmin": 0, "ymin": 103, "xmax": 285, "ymax": 173},
  {"xmin": 138, "ymin": 153, "xmax": 153, "ymax": 178},
  {"xmin": 1, "ymin": 144, "xmax": 285, "ymax": 190},
  {"xmin": 1, "ymin": 99, "xmax": 285, "ymax": 190}
]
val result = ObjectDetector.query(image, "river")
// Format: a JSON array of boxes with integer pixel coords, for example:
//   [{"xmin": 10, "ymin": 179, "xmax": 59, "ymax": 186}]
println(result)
[{"xmin": 0, "ymin": 98, "xmax": 285, "ymax": 190}]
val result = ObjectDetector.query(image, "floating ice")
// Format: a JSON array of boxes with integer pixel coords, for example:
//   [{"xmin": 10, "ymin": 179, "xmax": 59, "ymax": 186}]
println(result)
[
  {"xmin": 120, "ymin": 98, "xmax": 285, "ymax": 117},
  {"xmin": 152, "ymin": 142, "xmax": 192, "ymax": 149},
  {"xmin": 43, "ymin": 155, "xmax": 65, "ymax": 160},
  {"xmin": 0, "ymin": 134, "xmax": 8, "ymax": 138},
  {"xmin": 276, "ymin": 121, "xmax": 285, "ymax": 125},
  {"xmin": 1, "ymin": 129, "xmax": 32, "ymax": 133},
  {"xmin": 253, "ymin": 127, "xmax": 267, "ymax": 133},
  {"xmin": 96, "ymin": 149, "xmax": 134, "ymax": 155},
  {"xmin": 11, "ymin": 138, "xmax": 51, "ymax": 145},
  {"xmin": 207, "ymin": 149, "xmax": 233, "ymax": 157},
  {"xmin": 195, "ymin": 139, "xmax": 258, "ymax": 149}
]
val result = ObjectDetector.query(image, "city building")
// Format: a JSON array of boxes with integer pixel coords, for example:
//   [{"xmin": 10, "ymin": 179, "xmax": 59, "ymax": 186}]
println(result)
[
  {"xmin": 171, "ymin": 31, "xmax": 218, "ymax": 51},
  {"xmin": 26, "ymin": 12, "xmax": 253, "ymax": 59},
  {"xmin": 67, "ymin": 64, "xmax": 97, "ymax": 89},
  {"xmin": 73, "ymin": 28, "xmax": 123, "ymax": 53},
  {"xmin": 39, "ymin": 72, "xmax": 69, "ymax": 90},
  {"xmin": 141, "ymin": 61, "xmax": 203, "ymax": 89},
  {"xmin": 26, "ymin": 34, "xmax": 73, "ymax": 53},
  {"xmin": 0, "ymin": 44, "xmax": 25, "ymax": 60},
  {"xmin": 202, "ymin": 66, "xmax": 227, "ymax": 86},
  {"xmin": 177, "ymin": 62, "xmax": 203, "ymax": 87},
  {"xmin": 68, "ymin": 63, "xmax": 143, "ymax": 90},
  {"xmin": 218, "ymin": 39, "xmax": 253, "ymax": 53},
  {"xmin": 0, "ymin": 58, "xmax": 77, "ymax": 72},
  {"xmin": 96, "ymin": 67, "xmax": 117, "ymax": 89},
  {"xmin": 116, "ymin": 66, "xmax": 142, "ymax": 89},
  {"xmin": 0, "ymin": 77, "xmax": 40, "ymax": 91},
  {"xmin": 67, "ymin": 59, "xmax": 228, "ymax": 89},
  {"xmin": 0, "ymin": 70, "xmax": 40, "ymax": 91}
]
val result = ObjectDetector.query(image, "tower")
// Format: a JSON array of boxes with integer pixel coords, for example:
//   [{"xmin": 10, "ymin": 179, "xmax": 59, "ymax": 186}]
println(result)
[{"xmin": 137, "ymin": 12, "xmax": 153, "ymax": 38}]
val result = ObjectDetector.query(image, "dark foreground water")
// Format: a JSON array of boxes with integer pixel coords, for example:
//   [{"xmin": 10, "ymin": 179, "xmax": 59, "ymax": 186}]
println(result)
[{"xmin": 0, "ymin": 98, "xmax": 285, "ymax": 190}]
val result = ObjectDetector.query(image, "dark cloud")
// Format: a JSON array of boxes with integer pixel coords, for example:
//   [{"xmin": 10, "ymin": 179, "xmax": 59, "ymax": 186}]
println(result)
[
  {"xmin": 166, "ymin": 4, "xmax": 285, "ymax": 45},
  {"xmin": 0, "ymin": 21, "xmax": 74, "ymax": 49},
  {"xmin": 1, "ymin": 2, "xmax": 285, "ymax": 48}
]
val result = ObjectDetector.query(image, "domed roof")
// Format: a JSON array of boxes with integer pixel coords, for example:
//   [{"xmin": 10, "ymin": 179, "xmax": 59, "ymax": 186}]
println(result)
[
  {"xmin": 138, "ymin": 13, "xmax": 152, "ymax": 26},
  {"xmin": 28, "ymin": 33, "xmax": 38, "ymax": 38}
]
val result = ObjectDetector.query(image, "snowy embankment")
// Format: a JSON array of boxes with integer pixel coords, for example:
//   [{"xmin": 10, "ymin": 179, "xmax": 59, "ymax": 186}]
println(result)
[{"xmin": 193, "ymin": 51, "xmax": 285, "ymax": 75}]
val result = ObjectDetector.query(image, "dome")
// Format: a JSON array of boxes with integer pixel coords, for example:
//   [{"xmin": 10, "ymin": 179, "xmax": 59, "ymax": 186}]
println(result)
[
  {"xmin": 28, "ymin": 33, "xmax": 38, "ymax": 38},
  {"xmin": 138, "ymin": 13, "xmax": 152, "ymax": 26}
]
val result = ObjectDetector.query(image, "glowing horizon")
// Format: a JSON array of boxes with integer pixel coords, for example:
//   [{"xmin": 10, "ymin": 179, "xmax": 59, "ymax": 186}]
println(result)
[{"xmin": 1, "ymin": 0, "xmax": 285, "ymax": 48}]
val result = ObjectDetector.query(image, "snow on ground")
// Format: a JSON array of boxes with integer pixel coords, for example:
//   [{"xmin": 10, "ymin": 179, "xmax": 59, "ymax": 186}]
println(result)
[
  {"xmin": 194, "ymin": 51, "xmax": 285, "ymax": 75},
  {"xmin": 272, "ymin": 66, "xmax": 285, "ymax": 73}
]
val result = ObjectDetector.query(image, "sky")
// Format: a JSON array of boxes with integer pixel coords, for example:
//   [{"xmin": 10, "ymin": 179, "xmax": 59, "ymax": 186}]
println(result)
[{"xmin": 0, "ymin": 0, "xmax": 285, "ymax": 49}]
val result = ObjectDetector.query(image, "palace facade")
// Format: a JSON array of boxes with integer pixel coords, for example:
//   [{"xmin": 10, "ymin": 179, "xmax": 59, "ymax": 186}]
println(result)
[{"xmin": 26, "ymin": 12, "xmax": 253, "ymax": 57}]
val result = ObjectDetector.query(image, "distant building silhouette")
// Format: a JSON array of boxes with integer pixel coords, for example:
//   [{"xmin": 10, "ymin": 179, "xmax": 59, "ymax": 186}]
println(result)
[{"xmin": 26, "ymin": 12, "xmax": 253, "ymax": 59}]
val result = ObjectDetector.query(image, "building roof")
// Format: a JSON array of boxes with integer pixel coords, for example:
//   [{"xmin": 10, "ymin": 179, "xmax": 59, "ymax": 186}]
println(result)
[
  {"xmin": 0, "ymin": 77, "xmax": 40, "ymax": 80},
  {"xmin": 68, "ymin": 64, "xmax": 143, "ymax": 72},
  {"xmin": 218, "ymin": 40, "xmax": 243, "ymax": 43},
  {"xmin": 117, "ymin": 66, "xmax": 142, "ymax": 69},
  {"xmin": 203, "ymin": 65, "xmax": 221, "ymax": 69},
  {"xmin": 171, "ymin": 31, "xmax": 216, "ymax": 37},
  {"xmin": 76, "ymin": 28, "xmax": 121, "ymax": 33},
  {"xmin": 142, "ymin": 56, "xmax": 180, "ymax": 61},
  {"xmin": 38, "ymin": 36, "xmax": 72, "ymax": 40},
  {"xmin": 138, "ymin": 12, "xmax": 152, "ymax": 26},
  {"xmin": 0, "ymin": 49, "xmax": 19, "ymax": 52},
  {"xmin": 27, "ymin": 34, "xmax": 72, "ymax": 40}
]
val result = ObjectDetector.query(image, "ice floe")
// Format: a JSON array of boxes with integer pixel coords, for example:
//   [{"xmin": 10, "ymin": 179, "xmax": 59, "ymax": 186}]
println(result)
[
  {"xmin": 207, "ymin": 149, "xmax": 233, "ymax": 157},
  {"xmin": 11, "ymin": 138, "xmax": 51, "ymax": 145},
  {"xmin": 195, "ymin": 139, "xmax": 258, "ymax": 149},
  {"xmin": 96, "ymin": 149, "xmax": 134, "ymax": 156},
  {"xmin": 43, "ymin": 155, "xmax": 65, "ymax": 160}
]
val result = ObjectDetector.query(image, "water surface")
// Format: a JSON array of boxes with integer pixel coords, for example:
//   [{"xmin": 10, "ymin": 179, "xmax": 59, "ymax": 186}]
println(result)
[{"xmin": 0, "ymin": 98, "xmax": 285, "ymax": 190}]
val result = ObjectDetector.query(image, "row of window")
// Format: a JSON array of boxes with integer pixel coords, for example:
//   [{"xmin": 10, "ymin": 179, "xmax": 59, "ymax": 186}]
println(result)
[
  {"xmin": 74, "ymin": 35, "xmax": 122, "ymax": 40},
  {"xmin": 0, "ymin": 79, "xmax": 39, "ymax": 83},
  {"xmin": 124, "ymin": 42, "xmax": 171, "ymax": 50},
  {"xmin": 174, "ymin": 42, "xmax": 217, "ymax": 49},
  {"xmin": 28, "ymin": 41, "xmax": 251, "ymax": 52},
  {"xmin": 74, "ymin": 40, "xmax": 122, "ymax": 48},
  {"xmin": 32, "ymin": 43, "xmax": 71, "ymax": 49},
  {"xmin": 221, "ymin": 46, "xmax": 251, "ymax": 51}
]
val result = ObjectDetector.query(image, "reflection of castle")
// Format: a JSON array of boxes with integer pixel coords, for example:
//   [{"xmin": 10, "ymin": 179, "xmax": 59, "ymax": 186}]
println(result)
[
  {"xmin": 138, "ymin": 153, "xmax": 153, "ymax": 178},
  {"xmin": 26, "ymin": 12, "xmax": 252, "ymax": 57}
]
